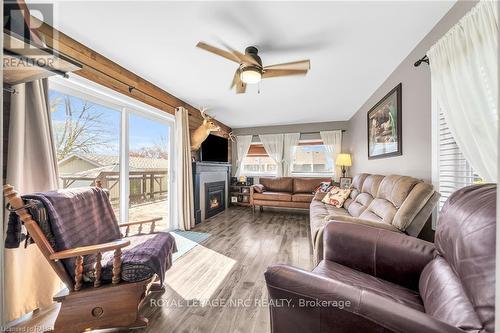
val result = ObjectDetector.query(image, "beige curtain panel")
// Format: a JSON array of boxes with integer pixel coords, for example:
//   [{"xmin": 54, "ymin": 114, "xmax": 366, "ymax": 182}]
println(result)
[
  {"xmin": 283, "ymin": 133, "xmax": 300, "ymax": 177},
  {"xmin": 428, "ymin": 0, "xmax": 498, "ymax": 182},
  {"xmin": 175, "ymin": 107, "xmax": 195, "ymax": 231},
  {"xmin": 320, "ymin": 130, "xmax": 342, "ymax": 181},
  {"xmin": 4, "ymin": 79, "xmax": 62, "ymax": 322}
]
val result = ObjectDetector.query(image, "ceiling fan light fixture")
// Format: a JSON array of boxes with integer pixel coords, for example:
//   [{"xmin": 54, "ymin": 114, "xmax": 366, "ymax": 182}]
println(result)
[{"xmin": 240, "ymin": 67, "xmax": 262, "ymax": 84}]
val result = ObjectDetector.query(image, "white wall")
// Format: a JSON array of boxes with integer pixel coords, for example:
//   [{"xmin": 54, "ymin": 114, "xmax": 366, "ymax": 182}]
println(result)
[{"xmin": 345, "ymin": 1, "xmax": 477, "ymax": 182}]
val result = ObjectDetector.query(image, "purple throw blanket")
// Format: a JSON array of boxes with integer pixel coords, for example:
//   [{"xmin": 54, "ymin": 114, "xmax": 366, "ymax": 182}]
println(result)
[{"xmin": 24, "ymin": 187, "xmax": 176, "ymax": 284}]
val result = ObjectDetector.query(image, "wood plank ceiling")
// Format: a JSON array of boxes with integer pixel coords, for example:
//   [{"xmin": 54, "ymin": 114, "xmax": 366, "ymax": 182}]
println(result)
[{"xmin": 28, "ymin": 15, "xmax": 232, "ymax": 137}]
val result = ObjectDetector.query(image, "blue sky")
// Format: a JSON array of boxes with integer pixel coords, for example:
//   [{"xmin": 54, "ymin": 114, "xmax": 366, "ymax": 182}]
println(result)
[{"xmin": 49, "ymin": 90, "xmax": 169, "ymax": 154}]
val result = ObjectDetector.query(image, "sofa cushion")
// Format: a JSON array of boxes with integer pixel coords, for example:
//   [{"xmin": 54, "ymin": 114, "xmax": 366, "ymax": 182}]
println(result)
[
  {"xmin": 325, "ymin": 205, "xmax": 350, "ymax": 218},
  {"xmin": 293, "ymin": 177, "xmax": 331, "ymax": 194},
  {"xmin": 419, "ymin": 256, "xmax": 482, "ymax": 332},
  {"xmin": 253, "ymin": 191, "xmax": 292, "ymax": 202},
  {"xmin": 360, "ymin": 198, "xmax": 397, "ymax": 224},
  {"xmin": 361, "ymin": 175, "xmax": 384, "ymax": 197},
  {"xmin": 377, "ymin": 175, "xmax": 420, "ymax": 208},
  {"xmin": 345, "ymin": 173, "xmax": 369, "ymax": 206},
  {"xmin": 347, "ymin": 192, "xmax": 373, "ymax": 217},
  {"xmin": 314, "ymin": 260, "xmax": 424, "ymax": 312},
  {"xmin": 292, "ymin": 193, "xmax": 315, "ymax": 203},
  {"xmin": 260, "ymin": 177, "xmax": 293, "ymax": 192}
]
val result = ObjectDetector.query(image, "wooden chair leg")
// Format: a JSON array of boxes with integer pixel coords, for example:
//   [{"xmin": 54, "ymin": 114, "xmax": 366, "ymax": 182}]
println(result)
[{"xmin": 259, "ymin": 206, "xmax": 264, "ymax": 212}]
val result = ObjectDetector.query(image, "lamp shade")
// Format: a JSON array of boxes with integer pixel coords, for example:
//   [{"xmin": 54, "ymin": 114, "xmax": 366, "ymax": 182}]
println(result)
[{"xmin": 335, "ymin": 153, "xmax": 352, "ymax": 167}]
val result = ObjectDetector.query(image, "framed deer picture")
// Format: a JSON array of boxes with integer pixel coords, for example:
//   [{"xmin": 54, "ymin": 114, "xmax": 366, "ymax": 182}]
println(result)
[{"xmin": 367, "ymin": 83, "xmax": 402, "ymax": 159}]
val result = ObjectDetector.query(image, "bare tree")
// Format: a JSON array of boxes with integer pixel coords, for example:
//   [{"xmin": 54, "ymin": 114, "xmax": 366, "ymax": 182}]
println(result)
[
  {"xmin": 129, "ymin": 136, "xmax": 169, "ymax": 159},
  {"xmin": 51, "ymin": 96, "xmax": 113, "ymax": 160}
]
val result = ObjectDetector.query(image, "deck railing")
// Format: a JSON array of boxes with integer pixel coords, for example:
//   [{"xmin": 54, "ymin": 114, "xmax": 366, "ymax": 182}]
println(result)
[{"xmin": 60, "ymin": 170, "xmax": 168, "ymax": 206}]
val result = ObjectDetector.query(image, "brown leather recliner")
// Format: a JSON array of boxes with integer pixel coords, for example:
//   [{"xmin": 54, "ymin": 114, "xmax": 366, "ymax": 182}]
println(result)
[{"xmin": 265, "ymin": 184, "xmax": 496, "ymax": 333}]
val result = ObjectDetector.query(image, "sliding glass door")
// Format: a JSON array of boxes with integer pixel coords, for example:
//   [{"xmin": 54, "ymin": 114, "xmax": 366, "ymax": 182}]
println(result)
[
  {"xmin": 49, "ymin": 76, "xmax": 175, "ymax": 229},
  {"xmin": 127, "ymin": 113, "xmax": 170, "ymax": 230}
]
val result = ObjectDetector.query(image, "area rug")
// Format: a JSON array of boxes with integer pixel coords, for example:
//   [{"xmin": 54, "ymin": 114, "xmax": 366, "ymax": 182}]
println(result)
[{"xmin": 170, "ymin": 230, "xmax": 210, "ymax": 261}]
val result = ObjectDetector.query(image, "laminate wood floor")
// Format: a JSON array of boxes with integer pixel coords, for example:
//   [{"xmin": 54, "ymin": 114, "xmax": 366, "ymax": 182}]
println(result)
[{"xmin": 12, "ymin": 207, "xmax": 313, "ymax": 333}]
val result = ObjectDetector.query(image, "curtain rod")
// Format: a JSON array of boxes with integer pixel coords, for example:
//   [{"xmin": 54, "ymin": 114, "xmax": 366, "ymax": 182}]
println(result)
[
  {"xmin": 40, "ymin": 42, "xmax": 183, "ymax": 111},
  {"xmin": 300, "ymin": 130, "xmax": 347, "ymax": 134},
  {"xmin": 414, "ymin": 55, "xmax": 429, "ymax": 67},
  {"xmin": 3, "ymin": 86, "xmax": 18, "ymax": 94},
  {"xmin": 243, "ymin": 130, "xmax": 347, "ymax": 136}
]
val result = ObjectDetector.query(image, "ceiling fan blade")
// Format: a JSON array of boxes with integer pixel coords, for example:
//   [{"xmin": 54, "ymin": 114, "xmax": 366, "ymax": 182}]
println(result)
[
  {"xmin": 262, "ymin": 69, "xmax": 308, "ymax": 79},
  {"xmin": 230, "ymin": 69, "xmax": 239, "ymax": 89},
  {"xmin": 263, "ymin": 60, "xmax": 310, "ymax": 71},
  {"xmin": 230, "ymin": 69, "xmax": 246, "ymax": 94},
  {"xmin": 218, "ymin": 41, "xmax": 260, "ymax": 67},
  {"xmin": 196, "ymin": 42, "xmax": 240, "ymax": 63}
]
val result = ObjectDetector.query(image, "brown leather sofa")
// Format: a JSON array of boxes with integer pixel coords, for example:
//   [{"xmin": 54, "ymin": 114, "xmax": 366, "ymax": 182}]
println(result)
[
  {"xmin": 265, "ymin": 184, "xmax": 496, "ymax": 333},
  {"xmin": 250, "ymin": 177, "xmax": 331, "ymax": 210},
  {"xmin": 310, "ymin": 173, "xmax": 439, "ymax": 264}
]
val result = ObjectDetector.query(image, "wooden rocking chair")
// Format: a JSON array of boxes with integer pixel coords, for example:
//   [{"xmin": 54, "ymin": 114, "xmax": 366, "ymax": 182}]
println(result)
[{"xmin": 4, "ymin": 184, "xmax": 168, "ymax": 333}]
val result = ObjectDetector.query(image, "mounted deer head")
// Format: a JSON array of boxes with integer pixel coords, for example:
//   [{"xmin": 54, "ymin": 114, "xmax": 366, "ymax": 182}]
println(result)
[
  {"xmin": 190, "ymin": 107, "xmax": 221, "ymax": 151},
  {"xmin": 228, "ymin": 131, "xmax": 236, "ymax": 142}
]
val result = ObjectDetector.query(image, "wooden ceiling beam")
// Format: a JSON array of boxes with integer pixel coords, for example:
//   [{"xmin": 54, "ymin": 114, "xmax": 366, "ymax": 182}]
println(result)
[{"xmin": 28, "ymin": 15, "xmax": 231, "ymax": 136}]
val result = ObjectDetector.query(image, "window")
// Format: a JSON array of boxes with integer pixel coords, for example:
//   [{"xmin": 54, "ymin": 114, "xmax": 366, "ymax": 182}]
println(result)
[
  {"xmin": 242, "ymin": 143, "xmax": 277, "ymax": 176},
  {"xmin": 50, "ymin": 89, "xmax": 122, "ymax": 220},
  {"xmin": 435, "ymin": 111, "xmax": 482, "ymax": 211},
  {"xmin": 49, "ymin": 76, "xmax": 174, "ymax": 229},
  {"xmin": 291, "ymin": 141, "xmax": 334, "ymax": 176}
]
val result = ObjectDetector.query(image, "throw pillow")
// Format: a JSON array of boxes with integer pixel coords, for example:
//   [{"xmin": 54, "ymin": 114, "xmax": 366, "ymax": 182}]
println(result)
[
  {"xmin": 253, "ymin": 184, "xmax": 265, "ymax": 193},
  {"xmin": 313, "ymin": 192, "xmax": 328, "ymax": 201},
  {"xmin": 321, "ymin": 186, "xmax": 351, "ymax": 208},
  {"xmin": 314, "ymin": 181, "xmax": 333, "ymax": 194}
]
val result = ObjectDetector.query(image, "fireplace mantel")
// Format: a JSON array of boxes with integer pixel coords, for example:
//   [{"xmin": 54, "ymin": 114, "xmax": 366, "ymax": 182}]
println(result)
[{"xmin": 192, "ymin": 162, "xmax": 231, "ymax": 224}]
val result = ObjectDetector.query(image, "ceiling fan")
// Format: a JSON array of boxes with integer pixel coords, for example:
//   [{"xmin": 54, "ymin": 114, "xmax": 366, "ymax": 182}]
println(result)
[{"xmin": 196, "ymin": 41, "xmax": 310, "ymax": 94}]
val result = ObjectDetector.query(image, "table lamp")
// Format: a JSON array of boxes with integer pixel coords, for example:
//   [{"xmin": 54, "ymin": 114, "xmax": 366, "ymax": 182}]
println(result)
[{"xmin": 336, "ymin": 153, "xmax": 352, "ymax": 178}]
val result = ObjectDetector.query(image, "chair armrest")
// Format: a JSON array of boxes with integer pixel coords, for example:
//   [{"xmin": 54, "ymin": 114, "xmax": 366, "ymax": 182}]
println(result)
[
  {"xmin": 49, "ymin": 239, "xmax": 130, "ymax": 260},
  {"xmin": 324, "ymin": 221, "xmax": 435, "ymax": 291},
  {"xmin": 265, "ymin": 264, "xmax": 462, "ymax": 333}
]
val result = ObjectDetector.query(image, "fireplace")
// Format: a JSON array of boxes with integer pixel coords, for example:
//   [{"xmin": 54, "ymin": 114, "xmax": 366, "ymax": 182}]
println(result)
[{"xmin": 205, "ymin": 181, "xmax": 226, "ymax": 219}]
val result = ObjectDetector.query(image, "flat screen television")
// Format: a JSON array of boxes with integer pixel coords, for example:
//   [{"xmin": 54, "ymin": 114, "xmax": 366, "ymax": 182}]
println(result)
[{"xmin": 200, "ymin": 134, "xmax": 229, "ymax": 163}]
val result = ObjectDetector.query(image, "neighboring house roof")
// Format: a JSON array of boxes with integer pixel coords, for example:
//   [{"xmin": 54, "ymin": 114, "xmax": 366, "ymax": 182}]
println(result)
[
  {"xmin": 81, "ymin": 154, "xmax": 168, "ymax": 170},
  {"xmin": 58, "ymin": 153, "xmax": 168, "ymax": 179}
]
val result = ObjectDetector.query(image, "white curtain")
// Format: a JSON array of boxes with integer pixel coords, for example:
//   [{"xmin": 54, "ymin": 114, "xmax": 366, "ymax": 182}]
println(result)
[
  {"xmin": 259, "ymin": 134, "xmax": 285, "ymax": 177},
  {"xmin": 283, "ymin": 133, "xmax": 300, "ymax": 177},
  {"xmin": 234, "ymin": 135, "xmax": 253, "ymax": 178},
  {"xmin": 175, "ymin": 107, "xmax": 195, "ymax": 230},
  {"xmin": 4, "ymin": 80, "xmax": 62, "ymax": 322},
  {"xmin": 428, "ymin": 1, "xmax": 498, "ymax": 182},
  {"xmin": 320, "ymin": 130, "xmax": 342, "ymax": 181}
]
